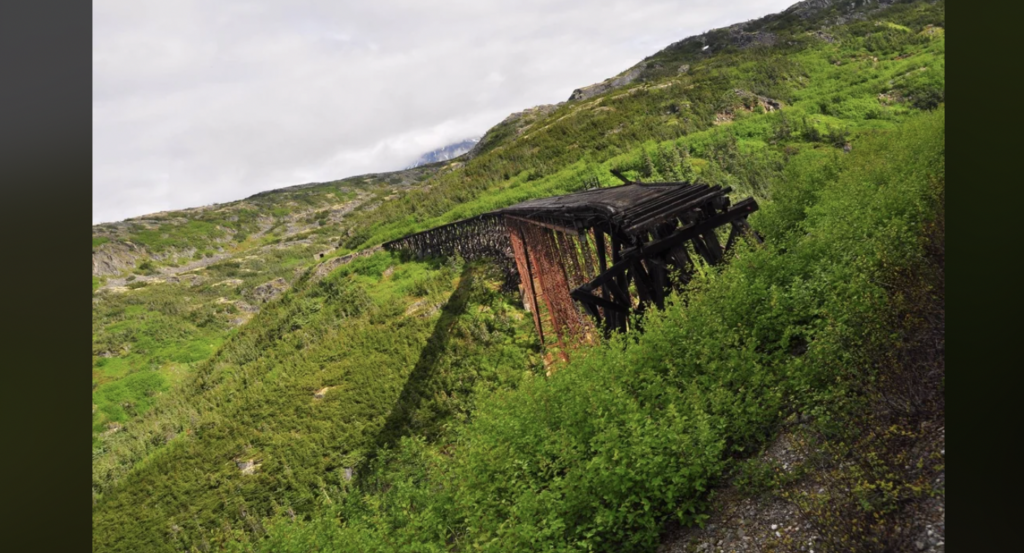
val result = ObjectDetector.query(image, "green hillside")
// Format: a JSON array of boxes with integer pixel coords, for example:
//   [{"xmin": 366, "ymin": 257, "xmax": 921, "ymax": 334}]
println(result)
[{"xmin": 92, "ymin": 1, "xmax": 945, "ymax": 551}]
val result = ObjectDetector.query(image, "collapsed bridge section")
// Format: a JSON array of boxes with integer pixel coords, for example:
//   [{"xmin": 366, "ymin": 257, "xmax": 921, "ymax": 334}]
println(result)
[{"xmin": 383, "ymin": 173, "xmax": 761, "ymax": 351}]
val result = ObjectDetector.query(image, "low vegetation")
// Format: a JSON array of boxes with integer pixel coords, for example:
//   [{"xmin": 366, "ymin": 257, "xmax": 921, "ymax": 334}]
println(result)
[{"xmin": 91, "ymin": 1, "xmax": 944, "ymax": 550}]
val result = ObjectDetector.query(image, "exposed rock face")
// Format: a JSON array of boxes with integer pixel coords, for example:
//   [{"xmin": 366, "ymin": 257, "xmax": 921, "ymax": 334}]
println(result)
[
  {"xmin": 404, "ymin": 299, "xmax": 445, "ymax": 318},
  {"xmin": 236, "ymin": 459, "xmax": 260, "ymax": 475},
  {"xmin": 405, "ymin": 137, "xmax": 480, "ymax": 169},
  {"xmin": 605, "ymin": 0, "xmax": 905, "ymax": 88},
  {"xmin": 235, "ymin": 300, "xmax": 259, "ymax": 313},
  {"xmin": 810, "ymin": 29, "xmax": 837, "ymax": 43},
  {"xmin": 730, "ymin": 29, "xmax": 778, "ymax": 49},
  {"xmin": 93, "ymin": 242, "xmax": 145, "ymax": 276},
  {"xmin": 568, "ymin": 62, "xmax": 647, "ymax": 102},
  {"xmin": 249, "ymin": 278, "xmax": 290, "ymax": 303},
  {"xmin": 404, "ymin": 299, "xmax": 429, "ymax": 316},
  {"xmin": 559, "ymin": 1, "xmax": 893, "ymax": 103},
  {"xmin": 734, "ymin": 89, "xmax": 783, "ymax": 112}
]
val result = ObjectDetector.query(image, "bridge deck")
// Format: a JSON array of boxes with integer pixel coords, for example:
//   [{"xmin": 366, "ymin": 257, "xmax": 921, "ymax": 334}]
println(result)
[{"xmin": 494, "ymin": 182, "xmax": 730, "ymax": 236}]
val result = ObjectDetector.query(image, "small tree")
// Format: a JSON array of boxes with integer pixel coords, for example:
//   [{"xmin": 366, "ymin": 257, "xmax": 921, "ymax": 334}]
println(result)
[
  {"xmin": 641, "ymin": 149, "xmax": 656, "ymax": 179},
  {"xmin": 678, "ymin": 144, "xmax": 696, "ymax": 182},
  {"xmin": 662, "ymin": 145, "xmax": 684, "ymax": 181}
]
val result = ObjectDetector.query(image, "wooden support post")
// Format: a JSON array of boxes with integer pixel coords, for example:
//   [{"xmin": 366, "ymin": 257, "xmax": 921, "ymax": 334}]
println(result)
[
  {"xmin": 667, "ymin": 242, "xmax": 693, "ymax": 287},
  {"xmin": 735, "ymin": 218, "xmax": 763, "ymax": 244},
  {"xmin": 646, "ymin": 229, "xmax": 670, "ymax": 307},
  {"xmin": 702, "ymin": 229, "xmax": 724, "ymax": 265},
  {"xmin": 691, "ymin": 235, "xmax": 713, "ymax": 266},
  {"xmin": 594, "ymin": 230, "xmax": 613, "ymax": 333},
  {"xmin": 511, "ymin": 226, "xmax": 545, "ymax": 346},
  {"xmin": 575, "ymin": 294, "xmax": 603, "ymax": 326},
  {"xmin": 724, "ymin": 221, "xmax": 741, "ymax": 254},
  {"xmin": 611, "ymin": 234, "xmax": 630, "ymax": 331},
  {"xmin": 630, "ymin": 260, "xmax": 661, "ymax": 310}
]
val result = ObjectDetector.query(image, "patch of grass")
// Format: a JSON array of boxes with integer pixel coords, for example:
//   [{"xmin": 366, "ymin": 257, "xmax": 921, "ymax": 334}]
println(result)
[{"xmin": 93, "ymin": 369, "xmax": 169, "ymax": 428}]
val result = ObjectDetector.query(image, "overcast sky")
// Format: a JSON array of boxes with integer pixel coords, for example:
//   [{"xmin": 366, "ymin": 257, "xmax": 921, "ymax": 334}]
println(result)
[{"xmin": 93, "ymin": 0, "xmax": 796, "ymax": 224}]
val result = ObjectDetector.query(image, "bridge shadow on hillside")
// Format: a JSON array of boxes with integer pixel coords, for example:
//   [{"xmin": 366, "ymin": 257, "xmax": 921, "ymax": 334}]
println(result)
[{"xmin": 366, "ymin": 263, "xmax": 476, "ymax": 461}]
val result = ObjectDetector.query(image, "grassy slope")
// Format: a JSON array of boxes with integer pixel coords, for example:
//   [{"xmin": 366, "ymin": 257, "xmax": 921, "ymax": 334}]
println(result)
[
  {"xmin": 91, "ymin": 165, "xmax": 451, "ymax": 444},
  {"xmin": 92, "ymin": 1, "xmax": 944, "ymax": 550},
  {"xmin": 245, "ymin": 106, "xmax": 944, "ymax": 553}
]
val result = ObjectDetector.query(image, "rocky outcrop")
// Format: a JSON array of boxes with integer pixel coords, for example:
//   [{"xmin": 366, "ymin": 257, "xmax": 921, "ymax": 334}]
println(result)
[
  {"xmin": 235, "ymin": 300, "xmax": 259, "ymax": 313},
  {"xmin": 568, "ymin": 62, "xmax": 647, "ymax": 102},
  {"xmin": 405, "ymin": 138, "xmax": 481, "ymax": 169},
  {"xmin": 734, "ymin": 89, "xmax": 783, "ymax": 112},
  {"xmin": 249, "ymin": 278, "xmax": 289, "ymax": 303},
  {"xmin": 404, "ymin": 298, "xmax": 445, "ymax": 318},
  {"xmin": 236, "ymin": 459, "xmax": 261, "ymax": 475},
  {"xmin": 561, "ymin": 1, "xmax": 890, "ymax": 102},
  {"xmin": 809, "ymin": 29, "xmax": 837, "ymax": 43},
  {"xmin": 92, "ymin": 242, "xmax": 146, "ymax": 276}
]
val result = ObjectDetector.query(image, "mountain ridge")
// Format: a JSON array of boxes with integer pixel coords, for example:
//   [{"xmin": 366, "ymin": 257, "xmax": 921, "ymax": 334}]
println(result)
[{"xmin": 404, "ymin": 137, "xmax": 481, "ymax": 169}]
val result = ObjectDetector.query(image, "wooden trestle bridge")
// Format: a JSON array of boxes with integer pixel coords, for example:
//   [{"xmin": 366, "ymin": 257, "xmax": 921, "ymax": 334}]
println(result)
[{"xmin": 383, "ymin": 172, "xmax": 761, "ymax": 352}]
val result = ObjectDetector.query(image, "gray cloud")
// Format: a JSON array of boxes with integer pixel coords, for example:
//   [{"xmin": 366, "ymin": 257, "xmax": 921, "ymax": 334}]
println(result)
[{"xmin": 93, "ymin": 0, "xmax": 795, "ymax": 224}]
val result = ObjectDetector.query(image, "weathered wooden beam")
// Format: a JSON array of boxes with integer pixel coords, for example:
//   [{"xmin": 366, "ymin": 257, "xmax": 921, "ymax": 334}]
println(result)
[
  {"xmin": 614, "ymin": 234, "xmax": 634, "ymax": 331},
  {"xmin": 570, "ymin": 289, "xmax": 629, "ymax": 313},
  {"xmin": 630, "ymin": 198, "xmax": 759, "ymax": 260},
  {"xmin": 610, "ymin": 169, "xmax": 633, "ymax": 184},
  {"xmin": 723, "ymin": 221, "xmax": 741, "ymax": 254},
  {"xmin": 504, "ymin": 214, "xmax": 580, "ymax": 236},
  {"xmin": 573, "ymin": 292, "xmax": 605, "ymax": 325},
  {"xmin": 625, "ymin": 188, "xmax": 731, "ymax": 235},
  {"xmin": 604, "ymin": 278, "xmax": 631, "ymax": 310},
  {"xmin": 629, "ymin": 260, "xmax": 661, "ymax": 309},
  {"xmin": 622, "ymin": 185, "xmax": 713, "ymax": 226},
  {"xmin": 592, "ymin": 230, "xmax": 614, "ymax": 331},
  {"xmin": 702, "ymin": 229, "xmax": 724, "ymax": 265}
]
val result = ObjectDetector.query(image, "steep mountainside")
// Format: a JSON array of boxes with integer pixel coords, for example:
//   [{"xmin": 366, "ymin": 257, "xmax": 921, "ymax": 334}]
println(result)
[
  {"xmin": 405, "ymin": 138, "xmax": 481, "ymax": 168},
  {"xmin": 92, "ymin": 1, "xmax": 944, "ymax": 551}
]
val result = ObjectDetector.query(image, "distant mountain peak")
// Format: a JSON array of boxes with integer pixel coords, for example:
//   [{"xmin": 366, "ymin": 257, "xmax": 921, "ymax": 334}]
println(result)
[{"xmin": 405, "ymin": 137, "xmax": 481, "ymax": 169}]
